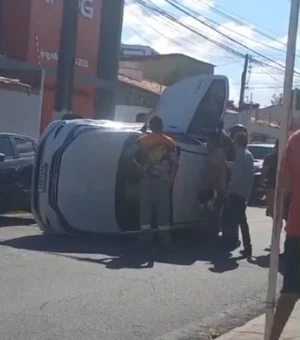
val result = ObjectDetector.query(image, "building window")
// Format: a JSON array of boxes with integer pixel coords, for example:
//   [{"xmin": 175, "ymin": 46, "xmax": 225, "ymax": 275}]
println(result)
[{"xmin": 126, "ymin": 88, "xmax": 159, "ymax": 108}]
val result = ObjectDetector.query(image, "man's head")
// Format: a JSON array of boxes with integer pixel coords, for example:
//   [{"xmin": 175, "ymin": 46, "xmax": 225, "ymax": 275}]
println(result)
[
  {"xmin": 233, "ymin": 132, "xmax": 248, "ymax": 149},
  {"xmin": 149, "ymin": 116, "xmax": 163, "ymax": 133},
  {"xmin": 228, "ymin": 124, "xmax": 248, "ymax": 140}
]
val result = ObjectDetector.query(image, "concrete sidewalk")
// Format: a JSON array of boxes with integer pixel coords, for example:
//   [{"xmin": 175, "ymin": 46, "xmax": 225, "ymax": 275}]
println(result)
[{"xmin": 217, "ymin": 303, "xmax": 299, "ymax": 340}]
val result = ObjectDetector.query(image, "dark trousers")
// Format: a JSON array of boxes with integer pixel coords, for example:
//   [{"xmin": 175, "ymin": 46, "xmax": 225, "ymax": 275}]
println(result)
[{"xmin": 222, "ymin": 194, "xmax": 251, "ymax": 249}]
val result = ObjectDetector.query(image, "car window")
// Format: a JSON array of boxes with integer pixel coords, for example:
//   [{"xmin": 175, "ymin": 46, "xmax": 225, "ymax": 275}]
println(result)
[
  {"xmin": 0, "ymin": 137, "xmax": 14, "ymax": 159},
  {"xmin": 14, "ymin": 137, "xmax": 35, "ymax": 158},
  {"xmin": 188, "ymin": 79, "xmax": 226, "ymax": 135},
  {"xmin": 248, "ymin": 145, "xmax": 274, "ymax": 160}
]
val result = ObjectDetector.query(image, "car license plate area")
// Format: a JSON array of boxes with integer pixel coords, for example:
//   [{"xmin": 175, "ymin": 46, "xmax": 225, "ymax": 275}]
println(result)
[{"xmin": 38, "ymin": 163, "xmax": 48, "ymax": 193}]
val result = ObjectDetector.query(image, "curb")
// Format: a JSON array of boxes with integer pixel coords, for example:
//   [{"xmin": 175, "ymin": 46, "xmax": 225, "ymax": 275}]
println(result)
[
  {"xmin": 214, "ymin": 314, "xmax": 265, "ymax": 340},
  {"xmin": 155, "ymin": 312, "xmax": 266, "ymax": 340},
  {"xmin": 154, "ymin": 297, "xmax": 266, "ymax": 340}
]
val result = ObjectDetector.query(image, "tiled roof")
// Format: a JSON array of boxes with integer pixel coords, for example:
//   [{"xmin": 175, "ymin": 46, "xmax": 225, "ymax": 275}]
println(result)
[
  {"xmin": 0, "ymin": 76, "xmax": 30, "ymax": 88},
  {"xmin": 0, "ymin": 76, "xmax": 31, "ymax": 92},
  {"xmin": 118, "ymin": 74, "xmax": 166, "ymax": 95}
]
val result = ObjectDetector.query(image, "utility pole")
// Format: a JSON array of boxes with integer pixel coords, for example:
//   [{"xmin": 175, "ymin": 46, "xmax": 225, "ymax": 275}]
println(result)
[
  {"xmin": 264, "ymin": 0, "xmax": 300, "ymax": 339},
  {"xmin": 53, "ymin": 0, "xmax": 79, "ymax": 120},
  {"xmin": 239, "ymin": 54, "xmax": 249, "ymax": 110}
]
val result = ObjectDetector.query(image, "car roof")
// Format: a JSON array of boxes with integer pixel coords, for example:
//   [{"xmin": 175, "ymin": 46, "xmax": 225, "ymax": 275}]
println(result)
[{"xmin": 0, "ymin": 132, "xmax": 37, "ymax": 142}]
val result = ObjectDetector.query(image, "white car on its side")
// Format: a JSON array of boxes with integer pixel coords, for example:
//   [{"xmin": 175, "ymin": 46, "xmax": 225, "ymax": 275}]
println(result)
[{"xmin": 32, "ymin": 74, "xmax": 229, "ymax": 236}]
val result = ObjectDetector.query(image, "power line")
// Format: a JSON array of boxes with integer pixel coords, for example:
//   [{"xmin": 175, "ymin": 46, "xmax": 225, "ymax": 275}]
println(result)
[
  {"xmin": 164, "ymin": 0, "xmax": 300, "ymax": 75},
  {"xmin": 128, "ymin": 0, "xmax": 247, "ymax": 58},
  {"xmin": 126, "ymin": 0, "xmax": 229, "ymax": 59},
  {"xmin": 194, "ymin": 0, "xmax": 300, "ymax": 55},
  {"xmin": 125, "ymin": 0, "xmax": 300, "ymax": 98},
  {"xmin": 126, "ymin": 23, "xmax": 153, "ymax": 45},
  {"xmin": 168, "ymin": 0, "xmax": 289, "ymax": 55},
  {"xmin": 128, "ymin": 0, "xmax": 300, "ymax": 78}
]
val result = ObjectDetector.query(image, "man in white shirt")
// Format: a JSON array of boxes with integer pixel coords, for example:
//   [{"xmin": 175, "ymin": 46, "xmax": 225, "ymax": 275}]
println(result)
[{"xmin": 221, "ymin": 132, "xmax": 254, "ymax": 256}]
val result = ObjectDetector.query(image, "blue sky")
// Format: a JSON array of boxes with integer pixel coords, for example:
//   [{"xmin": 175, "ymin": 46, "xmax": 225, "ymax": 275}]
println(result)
[{"xmin": 121, "ymin": 0, "xmax": 300, "ymax": 107}]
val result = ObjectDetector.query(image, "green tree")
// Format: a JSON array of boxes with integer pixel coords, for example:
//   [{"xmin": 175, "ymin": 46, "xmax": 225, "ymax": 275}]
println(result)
[{"xmin": 270, "ymin": 92, "xmax": 283, "ymax": 106}]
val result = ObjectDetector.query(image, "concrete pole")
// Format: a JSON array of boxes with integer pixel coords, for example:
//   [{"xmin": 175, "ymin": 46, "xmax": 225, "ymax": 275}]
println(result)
[
  {"xmin": 53, "ymin": 0, "xmax": 79, "ymax": 120},
  {"xmin": 264, "ymin": 1, "xmax": 300, "ymax": 339}
]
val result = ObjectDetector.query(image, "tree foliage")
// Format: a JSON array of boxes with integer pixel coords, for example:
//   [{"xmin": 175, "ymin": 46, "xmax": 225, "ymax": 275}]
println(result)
[{"xmin": 270, "ymin": 92, "xmax": 283, "ymax": 106}]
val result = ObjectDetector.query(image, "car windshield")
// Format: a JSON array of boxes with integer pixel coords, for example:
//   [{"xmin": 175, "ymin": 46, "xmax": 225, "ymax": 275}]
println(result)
[{"xmin": 248, "ymin": 145, "xmax": 274, "ymax": 160}]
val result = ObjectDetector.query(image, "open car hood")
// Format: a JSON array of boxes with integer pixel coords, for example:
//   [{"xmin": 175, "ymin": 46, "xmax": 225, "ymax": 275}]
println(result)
[{"xmin": 146, "ymin": 74, "xmax": 229, "ymax": 136}]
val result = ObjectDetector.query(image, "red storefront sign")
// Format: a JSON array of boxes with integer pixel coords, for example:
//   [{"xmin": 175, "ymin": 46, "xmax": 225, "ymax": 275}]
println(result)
[{"xmin": 2, "ymin": 0, "xmax": 103, "ymax": 132}]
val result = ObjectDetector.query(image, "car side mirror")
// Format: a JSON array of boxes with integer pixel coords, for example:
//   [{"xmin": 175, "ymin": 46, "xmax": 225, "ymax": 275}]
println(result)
[{"xmin": 0, "ymin": 153, "xmax": 5, "ymax": 162}]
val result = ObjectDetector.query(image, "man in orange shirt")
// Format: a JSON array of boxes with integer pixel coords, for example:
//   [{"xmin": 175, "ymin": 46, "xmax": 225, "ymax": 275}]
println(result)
[
  {"xmin": 268, "ymin": 130, "xmax": 300, "ymax": 340},
  {"xmin": 128, "ymin": 116, "xmax": 179, "ymax": 244}
]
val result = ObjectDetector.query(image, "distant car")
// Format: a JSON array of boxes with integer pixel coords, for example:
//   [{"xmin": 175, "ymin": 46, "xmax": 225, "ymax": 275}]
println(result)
[
  {"xmin": 0, "ymin": 133, "xmax": 37, "ymax": 214},
  {"xmin": 248, "ymin": 143, "xmax": 275, "ymax": 203}
]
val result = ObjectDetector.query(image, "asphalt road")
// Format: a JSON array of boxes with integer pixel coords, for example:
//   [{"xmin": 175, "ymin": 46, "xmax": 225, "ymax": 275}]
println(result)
[{"xmin": 0, "ymin": 208, "xmax": 285, "ymax": 340}]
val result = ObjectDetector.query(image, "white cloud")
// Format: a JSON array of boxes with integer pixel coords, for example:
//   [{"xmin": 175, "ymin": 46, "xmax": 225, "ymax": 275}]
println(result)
[
  {"xmin": 151, "ymin": 0, "xmax": 165, "ymax": 5},
  {"xmin": 183, "ymin": 0, "xmax": 214, "ymax": 11},
  {"xmin": 122, "ymin": 2, "xmax": 291, "ymax": 106}
]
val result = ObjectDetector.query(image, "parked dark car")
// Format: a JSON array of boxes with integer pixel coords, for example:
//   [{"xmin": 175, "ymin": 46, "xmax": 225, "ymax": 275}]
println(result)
[
  {"xmin": 0, "ymin": 133, "xmax": 37, "ymax": 214},
  {"xmin": 248, "ymin": 143, "xmax": 275, "ymax": 204}
]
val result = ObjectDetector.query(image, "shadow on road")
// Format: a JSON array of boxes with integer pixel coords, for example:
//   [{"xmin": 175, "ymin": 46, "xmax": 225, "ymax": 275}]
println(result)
[
  {"xmin": 0, "ymin": 215, "xmax": 36, "ymax": 228},
  {"xmin": 247, "ymin": 253, "xmax": 285, "ymax": 275},
  {"xmin": 0, "ymin": 230, "xmax": 249, "ymax": 272}
]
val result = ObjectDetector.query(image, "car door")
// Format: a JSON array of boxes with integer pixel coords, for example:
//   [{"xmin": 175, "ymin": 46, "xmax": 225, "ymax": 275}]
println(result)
[
  {"xmin": 0, "ymin": 135, "xmax": 22, "ymax": 212},
  {"xmin": 12, "ymin": 136, "xmax": 36, "ymax": 191},
  {"xmin": 147, "ymin": 74, "xmax": 229, "ymax": 136}
]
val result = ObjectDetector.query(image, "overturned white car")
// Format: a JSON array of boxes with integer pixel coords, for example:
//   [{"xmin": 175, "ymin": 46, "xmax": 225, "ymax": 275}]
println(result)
[{"xmin": 32, "ymin": 74, "xmax": 229, "ymax": 235}]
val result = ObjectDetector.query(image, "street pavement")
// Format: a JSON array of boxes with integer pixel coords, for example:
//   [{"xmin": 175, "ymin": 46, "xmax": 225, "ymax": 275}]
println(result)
[
  {"xmin": 216, "ymin": 303, "xmax": 300, "ymax": 340},
  {"xmin": 0, "ymin": 208, "xmax": 285, "ymax": 340}
]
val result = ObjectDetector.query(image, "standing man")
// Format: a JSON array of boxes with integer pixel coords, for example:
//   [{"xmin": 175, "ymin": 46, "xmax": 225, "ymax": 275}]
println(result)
[
  {"xmin": 268, "ymin": 130, "xmax": 300, "ymax": 340},
  {"xmin": 200, "ymin": 132, "xmax": 227, "ymax": 209},
  {"xmin": 221, "ymin": 132, "xmax": 254, "ymax": 256},
  {"xmin": 128, "ymin": 116, "xmax": 179, "ymax": 244}
]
